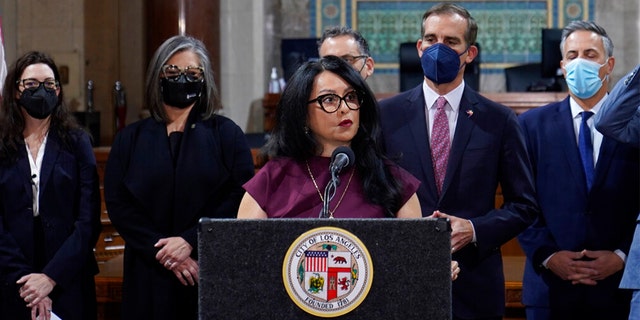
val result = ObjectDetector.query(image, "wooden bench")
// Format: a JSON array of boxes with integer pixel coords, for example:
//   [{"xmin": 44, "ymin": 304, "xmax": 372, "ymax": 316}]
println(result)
[
  {"xmin": 486, "ymin": 91, "xmax": 566, "ymax": 319},
  {"xmin": 497, "ymin": 184, "xmax": 527, "ymax": 319},
  {"xmin": 504, "ymin": 255, "xmax": 526, "ymax": 320},
  {"xmin": 481, "ymin": 92, "xmax": 565, "ymax": 114},
  {"xmin": 94, "ymin": 147, "xmax": 125, "ymax": 263},
  {"xmin": 93, "ymin": 147, "xmax": 124, "ymax": 320},
  {"xmin": 375, "ymin": 91, "xmax": 564, "ymax": 115},
  {"xmin": 95, "ymin": 255, "xmax": 123, "ymax": 320}
]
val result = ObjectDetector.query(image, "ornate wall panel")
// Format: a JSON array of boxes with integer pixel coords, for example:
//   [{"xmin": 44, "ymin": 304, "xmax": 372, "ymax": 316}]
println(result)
[{"xmin": 310, "ymin": 0, "xmax": 594, "ymax": 75}]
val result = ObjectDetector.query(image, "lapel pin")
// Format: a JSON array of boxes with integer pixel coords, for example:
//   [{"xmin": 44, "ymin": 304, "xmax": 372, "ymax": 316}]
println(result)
[{"xmin": 466, "ymin": 110, "xmax": 473, "ymax": 117}]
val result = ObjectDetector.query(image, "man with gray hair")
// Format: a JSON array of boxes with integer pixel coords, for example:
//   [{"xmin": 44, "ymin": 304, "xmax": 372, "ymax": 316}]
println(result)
[
  {"xmin": 517, "ymin": 20, "xmax": 639, "ymax": 319},
  {"xmin": 317, "ymin": 26, "xmax": 375, "ymax": 80}
]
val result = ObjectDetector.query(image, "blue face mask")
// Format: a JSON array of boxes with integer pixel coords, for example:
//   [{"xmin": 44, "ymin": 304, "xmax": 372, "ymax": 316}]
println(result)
[
  {"xmin": 564, "ymin": 58, "xmax": 608, "ymax": 99},
  {"xmin": 420, "ymin": 43, "xmax": 467, "ymax": 84}
]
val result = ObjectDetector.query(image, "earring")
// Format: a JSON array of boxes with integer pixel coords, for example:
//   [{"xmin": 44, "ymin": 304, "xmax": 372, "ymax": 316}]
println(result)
[{"xmin": 304, "ymin": 126, "xmax": 310, "ymax": 134}]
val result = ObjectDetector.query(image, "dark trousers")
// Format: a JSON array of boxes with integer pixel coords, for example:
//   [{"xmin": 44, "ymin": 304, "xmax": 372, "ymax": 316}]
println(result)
[
  {"xmin": 453, "ymin": 316, "xmax": 501, "ymax": 320},
  {"xmin": 527, "ymin": 305, "xmax": 629, "ymax": 320}
]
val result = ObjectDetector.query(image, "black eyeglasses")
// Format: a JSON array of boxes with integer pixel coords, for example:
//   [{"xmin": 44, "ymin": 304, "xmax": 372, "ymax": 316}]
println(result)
[
  {"xmin": 161, "ymin": 65, "xmax": 205, "ymax": 82},
  {"xmin": 340, "ymin": 55, "xmax": 368, "ymax": 72},
  {"xmin": 340, "ymin": 55, "xmax": 368, "ymax": 65},
  {"xmin": 17, "ymin": 78, "xmax": 58, "ymax": 91},
  {"xmin": 307, "ymin": 91, "xmax": 363, "ymax": 113}
]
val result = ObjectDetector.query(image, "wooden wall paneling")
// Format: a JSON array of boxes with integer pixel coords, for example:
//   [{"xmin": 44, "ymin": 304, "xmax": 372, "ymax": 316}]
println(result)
[
  {"xmin": 85, "ymin": 0, "xmax": 145, "ymax": 146},
  {"xmin": 84, "ymin": 1, "xmax": 119, "ymax": 146},
  {"xmin": 185, "ymin": 0, "xmax": 220, "ymax": 92},
  {"xmin": 145, "ymin": 0, "xmax": 179, "ymax": 64},
  {"xmin": 145, "ymin": 0, "xmax": 221, "ymax": 94}
]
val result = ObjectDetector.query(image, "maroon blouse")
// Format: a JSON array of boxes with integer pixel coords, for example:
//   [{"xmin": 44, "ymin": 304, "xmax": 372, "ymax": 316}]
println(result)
[{"xmin": 242, "ymin": 156, "xmax": 420, "ymax": 218}]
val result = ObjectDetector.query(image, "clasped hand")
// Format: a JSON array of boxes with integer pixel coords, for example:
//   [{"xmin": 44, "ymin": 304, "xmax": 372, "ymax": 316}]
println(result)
[
  {"xmin": 155, "ymin": 237, "xmax": 199, "ymax": 286},
  {"xmin": 547, "ymin": 249, "xmax": 624, "ymax": 285},
  {"xmin": 17, "ymin": 273, "xmax": 55, "ymax": 320}
]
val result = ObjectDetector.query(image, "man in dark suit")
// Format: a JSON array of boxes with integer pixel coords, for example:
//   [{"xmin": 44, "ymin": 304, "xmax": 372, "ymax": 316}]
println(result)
[
  {"xmin": 596, "ymin": 64, "xmax": 640, "ymax": 320},
  {"xmin": 379, "ymin": 3, "xmax": 539, "ymax": 320},
  {"xmin": 518, "ymin": 21, "xmax": 639, "ymax": 320}
]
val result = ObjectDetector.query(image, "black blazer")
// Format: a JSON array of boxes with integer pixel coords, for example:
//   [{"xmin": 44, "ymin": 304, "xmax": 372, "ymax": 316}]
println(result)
[
  {"xmin": 104, "ymin": 111, "xmax": 254, "ymax": 319},
  {"xmin": 379, "ymin": 84, "xmax": 538, "ymax": 318},
  {"xmin": 0, "ymin": 129, "xmax": 101, "ymax": 320}
]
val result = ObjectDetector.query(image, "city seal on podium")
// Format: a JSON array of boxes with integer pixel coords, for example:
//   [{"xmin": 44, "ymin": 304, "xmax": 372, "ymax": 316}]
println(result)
[{"xmin": 282, "ymin": 226, "xmax": 373, "ymax": 318}]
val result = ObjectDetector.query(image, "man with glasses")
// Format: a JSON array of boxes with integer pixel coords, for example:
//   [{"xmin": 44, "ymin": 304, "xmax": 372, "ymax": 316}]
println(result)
[{"xmin": 318, "ymin": 26, "xmax": 375, "ymax": 80}]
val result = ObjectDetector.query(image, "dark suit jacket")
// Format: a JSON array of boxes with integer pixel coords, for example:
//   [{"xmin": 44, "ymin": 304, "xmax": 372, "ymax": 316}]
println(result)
[
  {"xmin": 596, "ymin": 64, "xmax": 640, "ymax": 146},
  {"xmin": 596, "ymin": 65, "xmax": 640, "ymax": 291},
  {"xmin": 379, "ymin": 84, "xmax": 538, "ymax": 318},
  {"xmin": 0, "ymin": 129, "xmax": 101, "ymax": 320},
  {"xmin": 104, "ymin": 111, "xmax": 254, "ymax": 320},
  {"xmin": 518, "ymin": 97, "xmax": 639, "ymax": 310}
]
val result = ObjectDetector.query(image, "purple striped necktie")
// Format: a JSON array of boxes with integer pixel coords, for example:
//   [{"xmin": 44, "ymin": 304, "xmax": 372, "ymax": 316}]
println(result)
[{"xmin": 431, "ymin": 96, "xmax": 450, "ymax": 195}]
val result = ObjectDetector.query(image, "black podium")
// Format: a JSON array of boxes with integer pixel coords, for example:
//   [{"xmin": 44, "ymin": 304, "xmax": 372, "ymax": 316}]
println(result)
[{"xmin": 198, "ymin": 218, "xmax": 452, "ymax": 319}]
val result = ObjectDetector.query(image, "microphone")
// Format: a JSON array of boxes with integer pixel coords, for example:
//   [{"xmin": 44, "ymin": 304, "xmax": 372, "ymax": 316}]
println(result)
[
  {"xmin": 319, "ymin": 146, "xmax": 355, "ymax": 218},
  {"xmin": 329, "ymin": 146, "xmax": 355, "ymax": 177}
]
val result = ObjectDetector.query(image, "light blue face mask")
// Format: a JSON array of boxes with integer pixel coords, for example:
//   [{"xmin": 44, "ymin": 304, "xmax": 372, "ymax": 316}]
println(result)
[{"xmin": 563, "ymin": 58, "xmax": 608, "ymax": 99}]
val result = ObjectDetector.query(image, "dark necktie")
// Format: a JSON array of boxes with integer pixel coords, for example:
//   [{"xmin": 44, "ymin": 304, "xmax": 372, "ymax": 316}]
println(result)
[
  {"xmin": 431, "ymin": 96, "xmax": 450, "ymax": 195},
  {"xmin": 578, "ymin": 111, "xmax": 595, "ymax": 190}
]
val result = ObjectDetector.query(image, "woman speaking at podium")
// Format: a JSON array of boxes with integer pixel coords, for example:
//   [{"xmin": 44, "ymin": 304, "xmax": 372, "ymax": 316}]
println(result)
[
  {"xmin": 237, "ymin": 56, "xmax": 460, "ymax": 280},
  {"xmin": 238, "ymin": 56, "xmax": 420, "ymax": 219}
]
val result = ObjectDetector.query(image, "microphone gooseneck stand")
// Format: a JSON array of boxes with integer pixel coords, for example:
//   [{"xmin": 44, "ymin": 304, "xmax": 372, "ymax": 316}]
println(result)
[
  {"xmin": 319, "ymin": 146, "xmax": 354, "ymax": 218},
  {"xmin": 319, "ymin": 170, "xmax": 341, "ymax": 219}
]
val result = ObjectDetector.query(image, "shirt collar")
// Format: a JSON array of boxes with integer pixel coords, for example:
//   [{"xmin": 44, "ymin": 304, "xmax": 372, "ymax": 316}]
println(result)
[
  {"xmin": 423, "ymin": 80, "xmax": 465, "ymax": 112},
  {"xmin": 569, "ymin": 93, "xmax": 607, "ymax": 119}
]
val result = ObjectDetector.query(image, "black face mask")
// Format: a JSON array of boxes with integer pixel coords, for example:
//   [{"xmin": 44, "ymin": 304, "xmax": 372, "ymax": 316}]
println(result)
[
  {"xmin": 161, "ymin": 76, "xmax": 204, "ymax": 109},
  {"xmin": 20, "ymin": 86, "xmax": 58, "ymax": 119}
]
